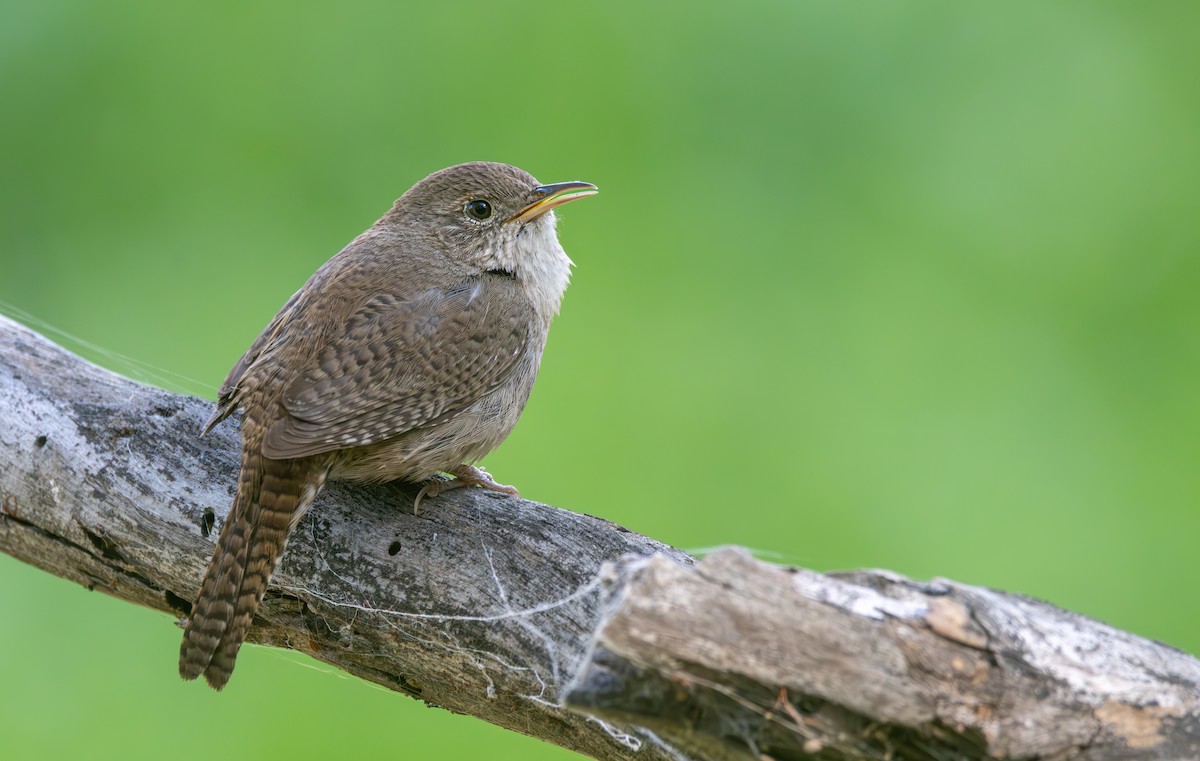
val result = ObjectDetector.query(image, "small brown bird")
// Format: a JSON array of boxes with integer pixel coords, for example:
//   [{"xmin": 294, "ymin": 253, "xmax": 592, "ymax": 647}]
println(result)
[{"xmin": 179, "ymin": 162, "xmax": 596, "ymax": 689}]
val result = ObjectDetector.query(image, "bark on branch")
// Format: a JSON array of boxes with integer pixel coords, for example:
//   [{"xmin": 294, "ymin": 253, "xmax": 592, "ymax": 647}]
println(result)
[{"xmin": 1, "ymin": 313, "xmax": 1197, "ymax": 761}]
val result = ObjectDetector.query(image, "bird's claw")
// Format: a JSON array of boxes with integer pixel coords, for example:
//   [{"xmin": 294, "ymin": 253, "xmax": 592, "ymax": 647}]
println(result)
[{"xmin": 413, "ymin": 465, "xmax": 519, "ymax": 514}]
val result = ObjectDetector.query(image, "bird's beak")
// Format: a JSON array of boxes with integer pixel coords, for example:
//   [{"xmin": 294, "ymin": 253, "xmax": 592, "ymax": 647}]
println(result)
[{"xmin": 507, "ymin": 181, "xmax": 598, "ymax": 224}]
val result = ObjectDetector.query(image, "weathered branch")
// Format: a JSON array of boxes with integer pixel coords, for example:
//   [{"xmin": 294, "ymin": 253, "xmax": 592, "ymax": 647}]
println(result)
[{"xmin": 1, "ymin": 313, "xmax": 1197, "ymax": 761}]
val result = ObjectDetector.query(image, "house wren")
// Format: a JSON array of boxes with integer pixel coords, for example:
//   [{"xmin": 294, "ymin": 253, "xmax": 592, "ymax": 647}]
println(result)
[{"xmin": 179, "ymin": 162, "xmax": 596, "ymax": 689}]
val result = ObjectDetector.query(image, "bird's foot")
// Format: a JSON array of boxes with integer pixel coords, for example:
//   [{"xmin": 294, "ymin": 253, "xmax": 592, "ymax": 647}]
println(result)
[{"xmin": 413, "ymin": 465, "xmax": 519, "ymax": 514}]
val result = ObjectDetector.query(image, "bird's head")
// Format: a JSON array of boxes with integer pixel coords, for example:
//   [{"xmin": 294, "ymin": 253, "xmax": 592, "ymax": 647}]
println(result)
[{"xmin": 387, "ymin": 161, "xmax": 597, "ymax": 317}]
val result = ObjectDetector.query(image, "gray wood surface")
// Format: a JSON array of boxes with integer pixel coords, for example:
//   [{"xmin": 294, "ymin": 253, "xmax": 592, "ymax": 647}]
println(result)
[{"xmin": 2, "ymin": 313, "xmax": 1197, "ymax": 760}]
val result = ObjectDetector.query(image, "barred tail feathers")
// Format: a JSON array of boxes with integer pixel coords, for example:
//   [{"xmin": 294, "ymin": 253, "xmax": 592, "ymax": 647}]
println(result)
[{"xmin": 180, "ymin": 453, "xmax": 324, "ymax": 689}]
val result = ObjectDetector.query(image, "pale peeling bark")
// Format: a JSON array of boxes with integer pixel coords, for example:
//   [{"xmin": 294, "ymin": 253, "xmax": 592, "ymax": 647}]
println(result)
[
  {"xmin": 1, "ymin": 313, "xmax": 1197, "ymax": 761},
  {"xmin": 567, "ymin": 552, "xmax": 1200, "ymax": 760}
]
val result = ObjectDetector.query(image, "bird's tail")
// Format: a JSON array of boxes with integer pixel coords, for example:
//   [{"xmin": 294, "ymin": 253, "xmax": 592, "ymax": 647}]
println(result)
[{"xmin": 179, "ymin": 448, "xmax": 325, "ymax": 690}]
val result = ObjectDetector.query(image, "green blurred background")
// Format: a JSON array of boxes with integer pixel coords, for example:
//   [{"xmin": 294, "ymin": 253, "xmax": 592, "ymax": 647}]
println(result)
[{"xmin": 2, "ymin": 2, "xmax": 1198, "ymax": 759}]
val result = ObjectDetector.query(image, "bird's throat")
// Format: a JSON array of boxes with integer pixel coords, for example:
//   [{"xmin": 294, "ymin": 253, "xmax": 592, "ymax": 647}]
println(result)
[{"xmin": 501, "ymin": 214, "xmax": 573, "ymax": 321}]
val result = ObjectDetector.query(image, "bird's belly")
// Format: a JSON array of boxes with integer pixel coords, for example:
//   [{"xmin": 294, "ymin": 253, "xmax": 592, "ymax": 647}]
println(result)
[{"xmin": 329, "ymin": 359, "xmax": 537, "ymax": 484}]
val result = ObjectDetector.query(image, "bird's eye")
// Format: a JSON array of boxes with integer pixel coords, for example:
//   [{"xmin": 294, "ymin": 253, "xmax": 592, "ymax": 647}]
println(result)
[{"xmin": 465, "ymin": 199, "xmax": 493, "ymax": 221}]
